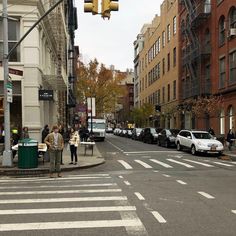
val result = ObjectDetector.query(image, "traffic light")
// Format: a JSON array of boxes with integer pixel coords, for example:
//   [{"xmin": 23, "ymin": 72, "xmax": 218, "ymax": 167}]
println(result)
[
  {"xmin": 101, "ymin": 0, "xmax": 119, "ymax": 19},
  {"xmin": 84, "ymin": 0, "xmax": 98, "ymax": 15}
]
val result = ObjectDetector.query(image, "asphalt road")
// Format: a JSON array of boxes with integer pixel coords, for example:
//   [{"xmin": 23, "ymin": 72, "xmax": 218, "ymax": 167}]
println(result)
[{"xmin": 0, "ymin": 134, "xmax": 236, "ymax": 236}]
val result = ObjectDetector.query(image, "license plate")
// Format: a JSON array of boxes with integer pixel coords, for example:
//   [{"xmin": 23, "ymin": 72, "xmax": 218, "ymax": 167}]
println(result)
[{"xmin": 211, "ymin": 145, "xmax": 216, "ymax": 151}]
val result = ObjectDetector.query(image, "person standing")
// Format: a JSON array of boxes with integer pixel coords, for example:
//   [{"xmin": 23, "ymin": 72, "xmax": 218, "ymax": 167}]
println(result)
[
  {"xmin": 59, "ymin": 124, "xmax": 65, "ymax": 165},
  {"xmin": 208, "ymin": 127, "xmax": 215, "ymax": 136},
  {"xmin": 21, "ymin": 127, "xmax": 29, "ymax": 139},
  {"xmin": 44, "ymin": 125, "xmax": 64, "ymax": 178},
  {"xmin": 227, "ymin": 129, "xmax": 235, "ymax": 151},
  {"xmin": 42, "ymin": 125, "xmax": 50, "ymax": 143},
  {"xmin": 69, "ymin": 128, "xmax": 80, "ymax": 165}
]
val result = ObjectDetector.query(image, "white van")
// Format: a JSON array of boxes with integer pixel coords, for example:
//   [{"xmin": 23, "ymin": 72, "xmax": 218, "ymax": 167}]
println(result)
[{"xmin": 88, "ymin": 118, "xmax": 106, "ymax": 141}]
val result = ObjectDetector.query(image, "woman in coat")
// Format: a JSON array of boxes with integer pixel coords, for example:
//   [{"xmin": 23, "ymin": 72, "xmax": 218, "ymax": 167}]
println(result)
[{"xmin": 69, "ymin": 128, "xmax": 80, "ymax": 165}]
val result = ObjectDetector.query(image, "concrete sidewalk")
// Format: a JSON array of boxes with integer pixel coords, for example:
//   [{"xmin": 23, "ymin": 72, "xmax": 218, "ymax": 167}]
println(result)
[{"xmin": 0, "ymin": 144, "xmax": 105, "ymax": 176}]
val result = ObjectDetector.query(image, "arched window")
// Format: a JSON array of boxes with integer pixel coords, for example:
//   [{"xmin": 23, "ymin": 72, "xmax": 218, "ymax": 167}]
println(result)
[
  {"xmin": 204, "ymin": 0, "xmax": 211, "ymax": 14},
  {"xmin": 220, "ymin": 109, "xmax": 225, "ymax": 134},
  {"xmin": 229, "ymin": 7, "xmax": 236, "ymax": 28},
  {"xmin": 219, "ymin": 16, "xmax": 225, "ymax": 46},
  {"xmin": 228, "ymin": 106, "xmax": 234, "ymax": 130}
]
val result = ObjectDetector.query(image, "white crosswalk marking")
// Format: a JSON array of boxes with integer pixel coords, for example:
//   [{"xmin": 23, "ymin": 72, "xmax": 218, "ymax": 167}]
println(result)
[
  {"xmin": 0, "ymin": 174, "xmax": 148, "ymax": 235},
  {"xmin": 135, "ymin": 160, "xmax": 153, "ymax": 168},
  {"xmin": 167, "ymin": 159, "xmax": 194, "ymax": 168},
  {"xmin": 150, "ymin": 159, "xmax": 173, "ymax": 168},
  {"xmin": 117, "ymin": 160, "xmax": 133, "ymax": 169},
  {"xmin": 183, "ymin": 159, "xmax": 214, "ymax": 167},
  {"xmin": 212, "ymin": 162, "xmax": 234, "ymax": 167}
]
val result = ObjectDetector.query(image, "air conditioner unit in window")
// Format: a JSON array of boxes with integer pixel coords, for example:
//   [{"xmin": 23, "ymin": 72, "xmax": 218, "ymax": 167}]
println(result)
[{"xmin": 229, "ymin": 28, "xmax": 236, "ymax": 36}]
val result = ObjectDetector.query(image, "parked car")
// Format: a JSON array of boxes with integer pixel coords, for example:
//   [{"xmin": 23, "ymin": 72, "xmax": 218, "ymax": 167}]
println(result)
[
  {"xmin": 113, "ymin": 128, "xmax": 121, "ymax": 135},
  {"xmin": 106, "ymin": 127, "xmax": 113, "ymax": 133},
  {"xmin": 132, "ymin": 128, "xmax": 143, "ymax": 140},
  {"xmin": 142, "ymin": 127, "xmax": 159, "ymax": 144},
  {"xmin": 175, "ymin": 130, "xmax": 224, "ymax": 155},
  {"xmin": 120, "ymin": 129, "xmax": 128, "ymax": 137},
  {"xmin": 138, "ymin": 128, "xmax": 145, "ymax": 141},
  {"xmin": 125, "ymin": 129, "xmax": 133, "ymax": 138},
  {"xmin": 157, "ymin": 129, "xmax": 180, "ymax": 147}
]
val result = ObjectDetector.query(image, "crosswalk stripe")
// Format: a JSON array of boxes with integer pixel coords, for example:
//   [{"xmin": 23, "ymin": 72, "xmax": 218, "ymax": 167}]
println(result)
[
  {"xmin": 151, "ymin": 211, "xmax": 167, "ymax": 223},
  {"xmin": 150, "ymin": 159, "xmax": 173, "ymax": 168},
  {"xmin": 183, "ymin": 159, "xmax": 214, "ymax": 167},
  {"xmin": 0, "ymin": 219, "xmax": 144, "ymax": 232},
  {"xmin": 134, "ymin": 160, "xmax": 152, "ymax": 168},
  {"xmin": 0, "ymin": 176, "xmax": 111, "ymax": 183},
  {"xmin": 167, "ymin": 159, "xmax": 194, "ymax": 168},
  {"xmin": 0, "ymin": 206, "xmax": 137, "ymax": 215},
  {"xmin": 212, "ymin": 162, "xmax": 234, "ymax": 167},
  {"xmin": 231, "ymin": 210, "xmax": 236, "ymax": 214},
  {"xmin": 176, "ymin": 180, "xmax": 187, "ymax": 185},
  {"xmin": 0, "ymin": 196, "xmax": 128, "ymax": 204},
  {"xmin": 117, "ymin": 160, "xmax": 133, "ymax": 169},
  {"xmin": 198, "ymin": 191, "xmax": 215, "ymax": 199},
  {"xmin": 0, "ymin": 183, "xmax": 117, "ymax": 190},
  {"xmin": 0, "ymin": 189, "xmax": 122, "ymax": 195}
]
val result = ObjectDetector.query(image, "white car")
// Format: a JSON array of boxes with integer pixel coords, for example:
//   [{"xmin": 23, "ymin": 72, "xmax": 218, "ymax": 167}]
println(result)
[{"xmin": 175, "ymin": 130, "xmax": 224, "ymax": 155}]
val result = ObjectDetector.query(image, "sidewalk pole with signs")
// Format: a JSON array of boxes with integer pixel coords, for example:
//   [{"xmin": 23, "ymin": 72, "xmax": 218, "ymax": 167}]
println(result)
[{"xmin": 2, "ymin": 0, "xmax": 12, "ymax": 166}]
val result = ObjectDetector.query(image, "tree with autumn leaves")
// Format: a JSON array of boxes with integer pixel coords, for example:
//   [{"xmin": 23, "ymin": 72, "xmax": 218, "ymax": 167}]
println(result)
[{"xmin": 77, "ymin": 59, "xmax": 126, "ymax": 117}]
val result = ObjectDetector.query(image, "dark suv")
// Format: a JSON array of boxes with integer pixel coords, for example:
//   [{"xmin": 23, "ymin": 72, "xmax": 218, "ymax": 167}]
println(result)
[{"xmin": 142, "ymin": 128, "xmax": 159, "ymax": 144}]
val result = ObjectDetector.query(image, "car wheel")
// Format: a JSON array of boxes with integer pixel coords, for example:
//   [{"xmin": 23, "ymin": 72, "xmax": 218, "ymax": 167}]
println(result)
[
  {"xmin": 177, "ymin": 142, "xmax": 182, "ymax": 151},
  {"xmin": 191, "ymin": 145, "xmax": 196, "ymax": 155}
]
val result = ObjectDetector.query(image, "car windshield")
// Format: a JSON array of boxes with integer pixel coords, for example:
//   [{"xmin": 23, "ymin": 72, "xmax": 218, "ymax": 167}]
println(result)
[
  {"xmin": 150, "ymin": 128, "xmax": 157, "ymax": 134},
  {"xmin": 136, "ymin": 128, "xmax": 142, "ymax": 133},
  {"xmin": 88, "ymin": 123, "xmax": 106, "ymax": 129},
  {"xmin": 192, "ymin": 132, "xmax": 212, "ymax": 139}
]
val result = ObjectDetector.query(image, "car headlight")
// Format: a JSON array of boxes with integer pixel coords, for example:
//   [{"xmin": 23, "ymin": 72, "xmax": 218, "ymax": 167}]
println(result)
[{"xmin": 197, "ymin": 141, "xmax": 205, "ymax": 146}]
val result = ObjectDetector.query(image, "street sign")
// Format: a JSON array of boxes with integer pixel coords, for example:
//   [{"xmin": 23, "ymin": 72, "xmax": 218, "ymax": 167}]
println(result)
[
  {"xmin": 38, "ymin": 90, "xmax": 53, "ymax": 101},
  {"xmin": 7, "ymin": 88, "xmax": 12, "ymax": 103}
]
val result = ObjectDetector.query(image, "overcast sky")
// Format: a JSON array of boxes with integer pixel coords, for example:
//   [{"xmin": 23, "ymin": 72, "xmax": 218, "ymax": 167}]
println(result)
[{"xmin": 74, "ymin": 0, "xmax": 162, "ymax": 71}]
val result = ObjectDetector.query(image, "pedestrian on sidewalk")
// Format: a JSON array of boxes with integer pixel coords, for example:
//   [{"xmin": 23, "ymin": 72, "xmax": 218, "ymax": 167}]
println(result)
[
  {"xmin": 226, "ymin": 129, "xmax": 235, "ymax": 151},
  {"xmin": 59, "ymin": 124, "xmax": 65, "ymax": 165},
  {"xmin": 69, "ymin": 127, "xmax": 80, "ymax": 165},
  {"xmin": 42, "ymin": 125, "xmax": 49, "ymax": 143},
  {"xmin": 44, "ymin": 125, "xmax": 64, "ymax": 178},
  {"xmin": 21, "ymin": 127, "xmax": 29, "ymax": 139}
]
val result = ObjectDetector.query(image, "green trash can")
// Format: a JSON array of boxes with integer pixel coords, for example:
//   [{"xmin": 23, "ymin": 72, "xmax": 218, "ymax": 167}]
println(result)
[{"xmin": 18, "ymin": 138, "xmax": 38, "ymax": 169}]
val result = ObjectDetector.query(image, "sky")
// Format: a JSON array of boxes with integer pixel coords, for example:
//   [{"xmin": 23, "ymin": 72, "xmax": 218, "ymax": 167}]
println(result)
[{"xmin": 75, "ymin": 0, "xmax": 163, "ymax": 71}]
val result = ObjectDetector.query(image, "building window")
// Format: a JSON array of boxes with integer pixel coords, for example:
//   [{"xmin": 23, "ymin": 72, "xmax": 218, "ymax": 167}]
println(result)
[
  {"xmin": 162, "ymin": 87, "xmax": 165, "ymax": 103},
  {"xmin": 229, "ymin": 50, "xmax": 236, "ymax": 85},
  {"xmin": 162, "ymin": 58, "xmax": 165, "ymax": 75},
  {"xmin": 173, "ymin": 16, "xmax": 177, "ymax": 35},
  {"xmin": 157, "ymin": 37, "xmax": 161, "ymax": 53},
  {"xmin": 157, "ymin": 62, "xmax": 161, "ymax": 79},
  {"xmin": 219, "ymin": 57, "xmax": 225, "ymax": 89},
  {"xmin": 167, "ymin": 24, "xmax": 171, "ymax": 42},
  {"xmin": 157, "ymin": 89, "xmax": 160, "ymax": 104},
  {"xmin": 162, "ymin": 31, "xmax": 165, "ymax": 47},
  {"xmin": 167, "ymin": 84, "xmax": 170, "ymax": 102},
  {"xmin": 0, "ymin": 17, "xmax": 20, "ymax": 62},
  {"xmin": 219, "ymin": 16, "xmax": 225, "ymax": 47},
  {"xmin": 229, "ymin": 106, "xmax": 234, "ymax": 130},
  {"xmin": 173, "ymin": 80, "xmax": 176, "ymax": 100},
  {"xmin": 173, "ymin": 47, "xmax": 176, "ymax": 67},
  {"xmin": 220, "ymin": 109, "xmax": 225, "ymax": 135},
  {"xmin": 229, "ymin": 7, "xmax": 236, "ymax": 36},
  {"xmin": 167, "ymin": 53, "xmax": 170, "ymax": 71}
]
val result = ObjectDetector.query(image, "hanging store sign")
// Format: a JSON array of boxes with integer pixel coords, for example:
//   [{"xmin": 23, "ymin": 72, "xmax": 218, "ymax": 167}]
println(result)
[{"xmin": 38, "ymin": 90, "xmax": 53, "ymax": 101}]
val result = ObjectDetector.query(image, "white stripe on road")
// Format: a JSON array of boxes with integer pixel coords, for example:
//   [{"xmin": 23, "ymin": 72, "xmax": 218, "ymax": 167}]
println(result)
[
  {"xmin": 106, "ymin": 140, "xmax": 124, "ymax": 152},
  {"xmin": 151, "ymin": 211, "xmax": 167, "ymax": 223},
  {"xmin": 150, "ymin": 159, "xmax": 173, "ymax": 168},
  {"xmin": 212, "ymin": 162, "xmax": 234, "ymax": 167},
  {"xmin": 153, "ymin": 170, "xmax": 159, "ymax": 173},
  {"xmin": 167, "ymin": 159, "xmax": 194, "ymax": 168},
  {"xmin": 134, "ymin": 192, "xmax": 145, "ymax": 200},
  {"xmin": 0, "ymin": 219, "xmax": 144, "ymax": 232},
  {"xmin": 0, "ymin": 189, "xmax": 122, "ymax": 195},
  {"xmin": 176, "ymin": 180, "xmax": 187, "ymax": 185},
  {"xmin": 118, "ymin": 176, "xmax": 124, "ymax": 179},
  {"xmin": 198, "ymin": 192, "xmax": 215, "ymax": 199},
  {"xmin": 134, "ymin": 160, "xmax": 152, "ymax": 169},
  {"xmin": 163, "ymin": 174, "xmax": 170, "ymax": 178},
  {"xmin": 124, "ymin": 181, "xmax": 131, "ymax": 186},
  {"xmin": 0, "ymin": 206, "xmax": 137, "ymax": 215},
  {"xmin": 0, "ymin": 183, "xmax": 117, "ymax": 190},
  {"xmin": 0, "ymin": 196, "xmax": 128, "ymax": 204},
  {"xmin": 231, "ymin": 210, "xmax": 236, "ymax": 214},
  {"xmin": 124, "ymin": 151, "xmax": 179, "ymax": 154},
  {"xmin": 118, "ymin": 160, "xmax": 133, "ymax": 169},
  {"xmin": 183, "ymin": 159, "xmax": 214, "ymax": 167}
]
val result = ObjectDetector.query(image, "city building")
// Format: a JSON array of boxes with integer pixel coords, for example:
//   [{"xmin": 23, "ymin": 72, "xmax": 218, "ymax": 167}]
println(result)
[
  {"xmin": 136, "ymin": 0, "xmax": 179, "ymax": 128},
  {"xmin": 0, "ymin": 0, "xmax": 78, "ymax": 141}
]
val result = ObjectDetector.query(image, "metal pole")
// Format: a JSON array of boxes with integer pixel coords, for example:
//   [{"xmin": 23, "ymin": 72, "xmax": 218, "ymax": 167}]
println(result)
[
  {"xmin": 90, "ymin": 97, "xmax": 93, "ymax": 133},
  {"xmin": 2, "ymin": 0, "xmax": 12, "ymax": 166}
]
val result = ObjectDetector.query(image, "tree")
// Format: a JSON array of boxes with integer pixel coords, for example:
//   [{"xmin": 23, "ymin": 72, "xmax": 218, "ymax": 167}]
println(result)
[{"xmin": 77, "ymin": 59, "xmax": 125, "ymax": 116}]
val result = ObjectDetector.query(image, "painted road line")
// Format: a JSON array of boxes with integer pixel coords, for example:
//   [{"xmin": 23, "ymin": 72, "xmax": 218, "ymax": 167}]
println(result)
[
  {"xmin": 0, "ymin": 183, "xmax": 117, "ymax": 190},
  {"xmin": 176, "ymin": 180, "xmax": 187, "ymax": 185},
  {"xmin": 231, "ymin": 210, "xmax": 236, "ymax": 214},
  {"xmin": 163, "ymin": 174, "xmax": 170, "ymax": 178},
  {"xmin": 142, "ymin": 156, "xmax": 151, "ymax": 158},
  {"xmin": 134, "ymin": 160, "xmax": 152, "ymax": 169},
  {"xmin": 117, "ymin": 160, "xmax": 133, "ymax": 169},
  {"xmin": 198, "ymin": 191, "xmax": 215, "ymax": 199},
  {"xmin": 134, "ymin": 192, "xmax": 145, "ymax": 201},
  {"xmin": 0, "ymin": 189, "xmax": 122, "ymax": 195},
  {"xmin": 0, "ymin": 219, "xmax": 144, "ymax": 232},
  {"xmin": 212, "ymin": 162, "xmax": 234, "ymax": 167},
  {"xmin": 183, "ymin": 159, "xmax": 214, "ymax": 167},
  {"xmin": 0, "ymin": 196, "xmax": 128, "ymax": 204},
  {"xmin": 106, "ymin": 140, "xmax": 124, "ymax": 152},
  {"xmin": 151, "ymin": 211, "xmax": 167, "ymax": 223},
  {"xmin": 167, "ymin": 159, "xmax": 194, "ymax": 168},
  {"xmin": 124, "ymin": 151, "xmax": 180, "ymax": 154},
  {"xmin": 118, "ymin": 176, "xmax": 124, "ymax": 179},
  {"xmin": 153, "ymin": 170, "xmax": 159, "ymax": 172},
  {"xmin": 150, "ymin": 159, "xmax": 173, "ymax": 168},
  {"xmin": 124, "ymin": 181, "xmax": 131, "ymax": 186},
  {"xmin": 0, "ymin": 176, "xmax": 111, "ymax": 183},
  {"xmin": 0, "ymin": 206, "xmax": 137, "ymax": 215}
]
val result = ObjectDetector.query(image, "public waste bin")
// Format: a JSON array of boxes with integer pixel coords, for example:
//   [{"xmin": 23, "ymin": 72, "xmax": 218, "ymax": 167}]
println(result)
[{"xmin": 18, "ymin": 138, "xmax": 38, "ymax": 168}]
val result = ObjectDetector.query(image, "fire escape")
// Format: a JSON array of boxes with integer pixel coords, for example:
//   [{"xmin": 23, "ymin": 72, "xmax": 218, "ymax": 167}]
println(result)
[{"xmin": 181, "ymin": 0, "xmax": 211, "ymax": 99}]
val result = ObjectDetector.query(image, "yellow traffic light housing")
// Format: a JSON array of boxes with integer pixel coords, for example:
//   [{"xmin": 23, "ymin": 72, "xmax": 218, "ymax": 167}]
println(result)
[
  {"xmin": 101, "ymin": 0, "xmax": 119, "ymax": 19},
  {"xmin": 84, "ymin": 0, "xmax": 98, "ymax": 15}
]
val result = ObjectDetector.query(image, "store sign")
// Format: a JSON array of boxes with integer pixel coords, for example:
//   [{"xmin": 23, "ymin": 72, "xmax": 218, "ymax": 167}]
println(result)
[{"xmin": 38, "ymin": 90, "xmax": 53, "ymax": 101}]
